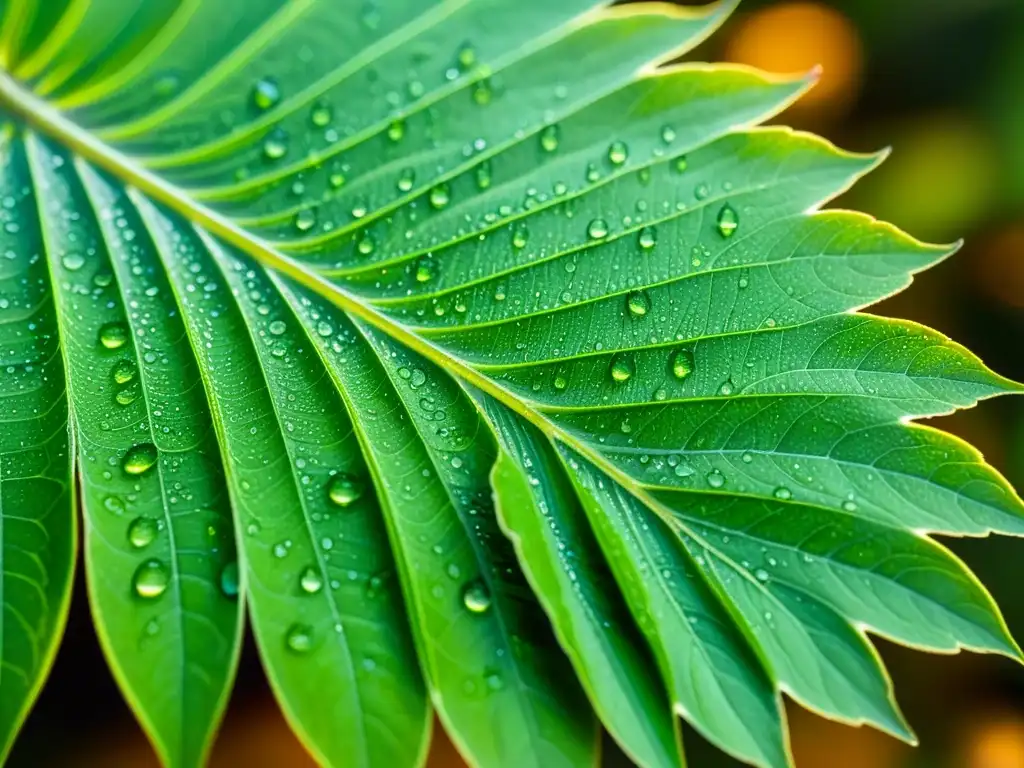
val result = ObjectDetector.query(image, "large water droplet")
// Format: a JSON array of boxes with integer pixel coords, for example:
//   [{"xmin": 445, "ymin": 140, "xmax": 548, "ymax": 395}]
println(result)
[
  {"xmin": 112, "ymin": 358, "xmax": 136, "ymax": 385},
  {"xmin": 62, "ymin": 252, "xmax": 84, "ymax": 271},
  {"xmin": 285, "ymin": 623, "xmax": 313, "ymax": 653},
  {"xmin": 294, "ymin": 208, "xmax": 316, "ymax": 232},
  {"xmin": 638, "ymin": 226, "xmax": 657, "ymax": 250},
  {"xmin": 252, "ymin": 77, "xmax": 281, "ymax": 110},
  {"xmin": 122, "ymin": 443, "xmax": 158, "ymax": 475},
  {"xmin": 262, "ymin": 128, "xmax": 288, "ymax": 160},
  {"xmin": 587, "ymin": 219, "xmax": 609, "ymax": 240},
  {"xmin": 610, "ymin": 354, "xmax": 635, "ymax": 383},
  {"xmin": 670, "ymin": 349, "xmax": 694, "ymax": 381},
  {"xmin": 415, "ymin": 257, "xmax": 435, "ymax": 283},
  {"xmin": 626, "ymin": 291, "xmax": 650, "ymax": 318},
  {"xmin": 220, "ymin": 561, "xmax": 240, "ymax": 598},
  {"xmin": 774, "ymin": 487, "xmax": 793, "ymax": 500},
  {"xmin": 300, "ymin": 566, "xmax": 324, "ymax": 594},
  {"xmin": 128, "ymin": 517, "xmax": 159, "ymax": 548},
  {"xmin": 328, "ymin": 473, "xmax": 364, "ymax": 507},
  {"xmin": 607, "ymin": 140, "xmax": 628, "ymax": 165},
  {"xmin": 706, "ymin": 470, "xmax": 725, "ymax": 489},
  {"xmin": 134, "ymin": 559, "xmax": 169, "ymax": 599},
  {"xmin": 540, "ymin": 124, "xmax": 559, "ymax": 152},
  {"xmin": 462, "ymin": 580, "xmax": 491, "ymax": 613},
  {"xmin": 511, "ymin": 224, "xmax": 528, "ymax": 249},
  {"xmin": 310, "ymin": 101, "xmax": 332, "ymax": 127},
  {"xmin": 98, "ymin": 322, "xmax": 129, "ymax": 350},
  {"xmin": 717, "ymin": 204, "xmax": 739, "ymax": 238},
  {"xmin": 396, "ymin": 167, "xmax": 415, "ymax": 192},
  {"xmin": 429, "ymin": 184, "xmax": 451, "ymax": 210}
]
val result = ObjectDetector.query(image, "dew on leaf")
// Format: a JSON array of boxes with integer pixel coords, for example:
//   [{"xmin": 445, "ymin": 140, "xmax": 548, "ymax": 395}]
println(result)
[
  {"xmin": 462, "ymin": 580, "xmax": 492, "ymax": 614},
  {"xmin": 706, "ymin": 470, "xmax": 725, "ymax": 489},
  {"xmin": 98, "ymin": 321, "xmax": 129, "ymax": 350},
  {"xmin": 294, "ymin": 209, "xmax": 317, "ymax": 232},
  {"xmin": 774, "ymin": 487, "xmax": 793, "ymax": 500},
  {"xmin": 674, "ymin": 156, "xmax": 688, "ymax": 174},
  {"xmin": 717, "ymin": 204, "xmax": 739, "ymax": 238},
  {"xmin": 285, "ymin": 624, "xmax": 313, "ymax": 653},
  {"xmin": 512, "ymin": 225, "xmax": 528, "ymax": 249},
  {"xmin": 251, "ymin": 77, "xmax": 280, "ymax": 110},
  {"xmin": 415, "ymin": 257, "xmax": 435, "ymax": 283},
  {"xmin": 300, "ymin": 567, "xmax": 324, "ymax": 594},
  {"xmin": 134, "ymin": 559, "xmax": 169, "ymax": 599},
  {"xmin": 387, "ymin": 119, "xmax": 405, "ymax": 142},
  {"xmin": 609, "ymin": 353, "xmax": 635, "ymax": 383},
  {"xmin": 638, "ymin": 226, "xmax": 657, "ymax": 250},
  {"xmin": 112, "ymin": 359, "xmax": 136, "ymax": 384},
  {"xmin": 661, "ymin": 125, "xmax": 677, "ymax": 143},
  {"xmin": 220, "ymin": 561, "xmax": 240, "ymax": 598},
  {"xmin": 626, "ymin": 291, "xmax": 650, "ymax": 318},
  {"xmin": 587, "ymin": 218, "xmax": 609, "ymax": 240},
  {"xmin": 328, "ymin": 473, "xmax": 364, "ymax": 507},
  {"xmin": 127, "ymin": 517, "xmax": 159, "ymax": 548},
  {"xmin": 310, "ymin": 101, "xmax": 332, "ymax": 127},
  {"xmin": 263, "ymin": 129, "xmax": 288, "ymax": 160},
  {"xmin": 62, "ymin": 252, "xmax": 84, "ymax": 271},
  {"xmin": 670, "ymin": 349, "xmax": 694, "ymax": 380},
  {"xmin": 540, "ymin": 125, "xmax": 559, "ymax": 153},
  {"xmin": 122, "ymin": 443, "xmax": 158, "ymax": 476},
  {"xmin": 429, "ymin": 184, "xmax": 451, "ymax": 210},
  {"xmin": 607, "ymin": 140, "xmax": 628, "ymax": 165}
]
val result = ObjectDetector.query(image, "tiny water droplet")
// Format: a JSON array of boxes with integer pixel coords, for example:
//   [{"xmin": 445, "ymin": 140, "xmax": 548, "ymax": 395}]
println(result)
[
  {"xmin": 122, "ymin": 443, "xmax": 158, "ymax": 476},
  {"xmin": 127, "ymin": 517, "xmax": 158, "ymax": 548},
  {"xmin": 328, "ymin": 473, "xmax": 364, "ymax": 507},
  {"xmin": 462, "ymin": 581, "xmax": 491, "ymax": 613},
  {"xmin": 717, "ymin": 204, "xmax": 739, "ymax": 238},
  {"xmin": 134, "ymin": 559, "xmax": 169, "ymax": 599}
]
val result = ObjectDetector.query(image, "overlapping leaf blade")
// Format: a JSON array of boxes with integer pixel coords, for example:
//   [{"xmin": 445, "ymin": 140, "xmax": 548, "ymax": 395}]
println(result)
[{"xmin": 0, "ymin": 1, "xmax": 1020, "ymax": 767}]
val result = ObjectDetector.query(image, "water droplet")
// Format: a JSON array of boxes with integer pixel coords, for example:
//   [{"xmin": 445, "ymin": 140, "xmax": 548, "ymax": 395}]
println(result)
[
  {"xmin": 719, "ymin": 379, "xmax": 734, "ymax": 396},
  {"xmin": 300, "ymin": 567, "xmax": 323, "ymax": 594},
  {"xmin": 638, "ymin": 226, "xmax": 656, "ymax": 250},
  {"xmin": 462, "ymin": 580, "xmax": 491, "ymax": 613},
  {"xmin": 127, "ymin": 517, "xmax": 158, "ymax": 548},
  {"xmin": 774, "ymin": 487, "xmax": 793, "ymax": 500},
  {"xmin": 694, "ymin": 182, "xmax": 709, "ymax": 200},
  {"xmin": 269, "ymin": 319, "xmax": 287, "ymax": 336},
  {"xmin": 104, "ymin": 495, "xmax": 126, "ymax": 515},
  {"xmin": 62, "ymin": 252, "xmax": 84, "ymax": 271},
  {"xmin": 457, "ymin": 44, "xmax": 476, "ymax": 70},
  {"xmin": 661, "ymin": 126, "xmax": 677, "ymax": 143},
  {"xmin": 626, "ymin": 291, "xmax": 650, "ymax": 318},
  {"xmin": 472, "ymin": 79, "xmax": 492, "ymax": 105},
  {"xmin": 396, "ymin": 167, "xmax": 415, "ymax": 192},
  {"xmin": 310, "ymin": 101, "xmax": 332, "ymax": 126},
  {"xmin": 252, "ymin": 77, "xmax": 280, "ymax": 110},
  {"xmin": 607, "ymin": 140, "xmax": 628, "ymax": 165},
  {"xmin": 112, "ymin": 359, "xmax": 136, "ymax": 384},
  {"xmin": 717, "ymin": 204, "xmax": 739, "ymax": 238},
  {"xmin": 380, "ymin": 117, "xmax": 402, "ymax": 142},
  {"xmin": 98, "ymin": 322, "xmax": 129, "ymax": 350},
  {"xmin": 553, "ymin": 373, "xmax": 568, "ymax": 391},
  {"xmin": 540, "ymin": 125, "xmax": 559, "ymax": 152},
  {"xmin": 610, "ymin": 354, "xmax": 635, "ymax": 383},
  {"xmin": 475, "ymin": 161, "xmax": 492, "ymax": 190},
  {"xmin": 328, "ymin": 473, "xmax": 364, "ymax": 507},
  {"xmin": 285, "ymin": 624, "xmax": 313, "ymax": 653},
  {"xmin": 294, "ymin": 209, "xmax": 316, "ymax": 232},
  {"xmin": 415, "ymin": 257, "xmax": 435, "ymax": 283},
  {"xmin": 706, "ymin": 470, "xmax": 725, "ymax": 489},
  {"xmin": 429, "ymin": 184, "xmax": 450, "ymax": 210},
  {"xmin": 669, "ymin": 349, "xmax": 694, "ymax": 381},
  {"xmin": 262, "ymin": 128, "xmax": 288, "ymax": 160},
  {"xmin": 842, "ymin": 500, "xmax": 858, "ymax": 512},
  {"xmin": 115, "ymin": 388, "xmax": 138, "ymax": 406},
  {"xmin": 673, "ymin": 156, "xmax": 688, "ymax": 174},
  {"xmin": 357, "ymin": 233, "xmax": 375, "ymax": 255},
  {"xmin": 134, "ymin": 559, "xmax": 169, "ymax": 599},
  {"xmin": 754, "ymin": 568, "xmax": 770, "ymax": 582},
  {"xmin": 220, "ymin": 561, "xmax": 240, "ymax": 598},
  {"xmin": 511, "ymin": 224, "xmax": 528, "ymax": 249},
  {"xmin": 122, "ymin": 443, "xmax": 158, "ymax": 476},
  {"xmin": 587, "ymin": 218, "xmax": 609, "ymax": 240}
]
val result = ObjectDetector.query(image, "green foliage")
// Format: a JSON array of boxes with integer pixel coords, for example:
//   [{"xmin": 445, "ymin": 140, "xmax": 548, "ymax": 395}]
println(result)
[{"xmin": 0, "ymin": 1, "xmax": 1021, "ymax": 766}]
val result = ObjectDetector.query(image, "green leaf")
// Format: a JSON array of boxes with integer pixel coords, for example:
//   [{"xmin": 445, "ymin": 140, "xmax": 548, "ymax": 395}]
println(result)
[
  {"xmin": 0, "ymin": 2, "xmax": 1021, "ymax": 767},
  {"xmin": 0, "ymin": 127, "xmax": 75, "ymax": 762}
]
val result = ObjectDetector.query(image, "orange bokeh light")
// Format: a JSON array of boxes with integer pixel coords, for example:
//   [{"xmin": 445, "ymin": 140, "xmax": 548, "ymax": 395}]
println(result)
[{"xmin": 724, "ymin": 2, "xmax": 863, "ymax": 115}]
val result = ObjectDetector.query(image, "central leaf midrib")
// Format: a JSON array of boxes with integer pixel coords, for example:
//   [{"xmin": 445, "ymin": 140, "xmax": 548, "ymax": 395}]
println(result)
[{"xmin": 0, "ymin": 68, "xmax": 759, "ymax": 601}]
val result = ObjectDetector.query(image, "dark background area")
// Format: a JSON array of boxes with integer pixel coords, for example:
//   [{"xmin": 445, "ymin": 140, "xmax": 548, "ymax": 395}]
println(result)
[{"xmin": 10, "ymin": 1, "xmax": 1024, "ymax": 766}]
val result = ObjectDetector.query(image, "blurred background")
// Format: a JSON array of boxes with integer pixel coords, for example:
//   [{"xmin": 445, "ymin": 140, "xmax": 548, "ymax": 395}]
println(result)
[{"xmin": 9, "ymin": 1, "xmax": 1024, "ymax": 766}]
